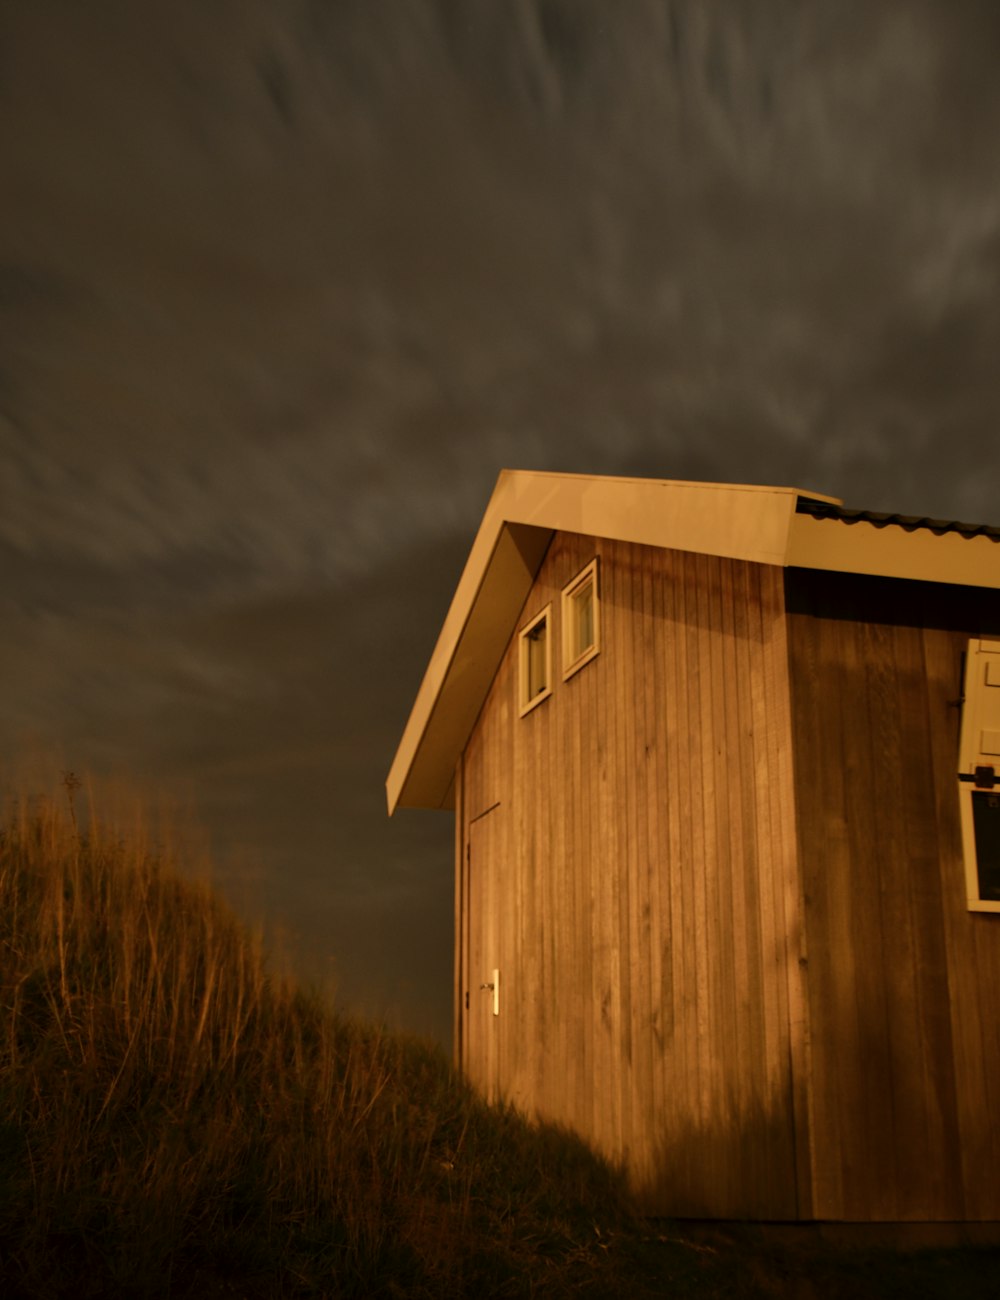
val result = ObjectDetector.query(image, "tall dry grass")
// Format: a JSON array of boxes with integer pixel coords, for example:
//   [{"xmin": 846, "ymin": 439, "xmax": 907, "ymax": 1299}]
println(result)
[
  {"xmin": 0, "ymin": 780, "xmax": 635, "ymax": 1298},
  {"xmin": 4, "ymin": 779, "xmax": 998, "ymax": 1299}
]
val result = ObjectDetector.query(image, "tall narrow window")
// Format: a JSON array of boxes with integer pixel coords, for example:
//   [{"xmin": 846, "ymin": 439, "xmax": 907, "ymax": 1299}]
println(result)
[
  {"xmin": 518, "ymin": 605, "xmax": 552, "ymax": 716},
  {"xmin": 957, "ymin": 637, "xmax": 1000, "ymax": 912},
  {"xmin": 561, "ymin": 559, "xmax": 600, "ymax": 679}
]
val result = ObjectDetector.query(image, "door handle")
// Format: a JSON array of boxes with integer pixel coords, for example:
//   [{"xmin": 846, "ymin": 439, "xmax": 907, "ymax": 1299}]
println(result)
[{"xmin": 480, "ymin": 969, "xmax": 500, "ymax": 1016}]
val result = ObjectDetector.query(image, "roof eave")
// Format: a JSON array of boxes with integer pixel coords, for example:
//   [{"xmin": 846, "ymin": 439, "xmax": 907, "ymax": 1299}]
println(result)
[
  {"xmin": 787, "ymin": 510, "xmax": 1000, "ymax": 589},
  {"xmin": 386, "ymin": 517, "xmax": 551, "ymax": 813},
  {"xmin": 386, "ymin": 469, "xmax": 838, "ymax": 814}
]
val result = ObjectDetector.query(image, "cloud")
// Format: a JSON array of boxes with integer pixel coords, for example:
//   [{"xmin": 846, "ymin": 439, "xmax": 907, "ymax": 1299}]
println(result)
[
  {"xmin": 5, "ymin": 0, "xmax": 1000, "ymax": 1045},
  {"xmin": 4, "ymin": 2, "xmax": 1000, "ymax": 593}
]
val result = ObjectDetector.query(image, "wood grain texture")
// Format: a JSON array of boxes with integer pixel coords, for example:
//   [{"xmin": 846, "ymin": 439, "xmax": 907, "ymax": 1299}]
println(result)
[
  {"xmin": 786, "ymin": 569, "xmax": 1000, "ymax": 1221},
  {"xmin": 457, "ymin": 540, "xmax": 1000, "ymax": 1221},
  {"xmin": 458, "ymin": 533, "xmax": 803, "ymax": 1218},
  {"xmin": 453, "ymin": 757, "xmax": 464, "ymax": 1067}
]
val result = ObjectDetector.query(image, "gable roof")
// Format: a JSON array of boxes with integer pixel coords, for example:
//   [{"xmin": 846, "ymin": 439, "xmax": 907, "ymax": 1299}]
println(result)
[{"xmin": 387, "ymin": 469, "xmax": 1000, "ymax": 814}]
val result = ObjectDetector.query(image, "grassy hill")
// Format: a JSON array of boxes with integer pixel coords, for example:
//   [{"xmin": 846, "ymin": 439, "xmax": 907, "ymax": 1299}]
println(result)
[{"xmin": 1, "ymin": 780, "xmax": 997, "ymax": 1297}]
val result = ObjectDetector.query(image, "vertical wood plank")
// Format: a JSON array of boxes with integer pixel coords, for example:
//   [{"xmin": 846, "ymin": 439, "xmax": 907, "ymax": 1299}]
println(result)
[
  {"xmin": 786, "ymin": 570, "xmax": 999, "ymax": 1220},
  {"xmin": 454, "ymin": 754, "xmax": 464, "ymax": 1068},
  {"xmin": 760, "ymin": 567, "xmax": 813, "ymax": 1220},
  {"xmin": 462, "ymin": 533, "xmax": 802, "ymax": 1217}
]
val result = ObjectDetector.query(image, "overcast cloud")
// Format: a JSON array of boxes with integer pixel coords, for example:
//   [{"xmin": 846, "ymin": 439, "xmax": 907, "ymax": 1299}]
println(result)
[{"xmin": 3, "ymin": 0, "xmax": 1000, "ymax": 1040}]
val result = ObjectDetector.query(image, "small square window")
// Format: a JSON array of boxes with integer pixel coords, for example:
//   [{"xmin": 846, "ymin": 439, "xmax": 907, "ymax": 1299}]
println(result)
[
  {"xmin": 518, "ymin": 605, "xmax": 552, "ymax": 716},
  {"xmin": 562, "ymin": 559, "xmax": 600, "ymax": 679}
]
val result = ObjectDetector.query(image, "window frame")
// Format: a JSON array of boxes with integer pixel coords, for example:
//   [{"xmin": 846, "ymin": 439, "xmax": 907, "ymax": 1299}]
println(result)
[
  {"xmin": 561, "ymin": 558, "xmax": 600, "ymax": 680},
  {"xmin": 958, "ymin": 786, "xmax": 1000, "ymax": 912},
  {"xmin": 957, "ymin": 636, "xmax": 1000, "ymax": 912},
  {"xmin": 517, "ymin": 604, "xmax": 553, "ymax": 717}
]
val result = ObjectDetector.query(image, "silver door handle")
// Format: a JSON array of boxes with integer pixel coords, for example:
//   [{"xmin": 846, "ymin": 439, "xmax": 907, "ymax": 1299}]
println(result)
[{"xmin": 480, "ymin": 969, "xmax": 499, "ymax": 1015}]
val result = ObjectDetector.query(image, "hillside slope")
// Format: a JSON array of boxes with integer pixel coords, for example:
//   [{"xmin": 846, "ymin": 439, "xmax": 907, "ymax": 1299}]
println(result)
[{"xmin": 1, "ymin": 782, "xmax": 998, "ymax": 1298}]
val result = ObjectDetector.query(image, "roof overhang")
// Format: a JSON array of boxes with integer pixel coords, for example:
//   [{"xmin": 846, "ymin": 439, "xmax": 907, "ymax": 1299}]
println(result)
[
  {"xmin": 387, "ymin": 470, "xmax": 833, "ymax": 813},
  {"xmin": 787, "ymin": 509, "xmax": 1000, "ymax": 587},
  {"xmin": 387, "ymin": 470, "xmax": 1000, "ymax": 814}
]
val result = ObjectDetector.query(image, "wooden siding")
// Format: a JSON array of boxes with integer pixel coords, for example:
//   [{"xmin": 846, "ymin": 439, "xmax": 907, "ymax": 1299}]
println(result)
[
  {"xmin": 458, "ymin": 533, "xmax": 806, "ymax": 1218},
  {"xmin": 786, "ymin": 570, "xmax": 1000, "ymax": 1220}
]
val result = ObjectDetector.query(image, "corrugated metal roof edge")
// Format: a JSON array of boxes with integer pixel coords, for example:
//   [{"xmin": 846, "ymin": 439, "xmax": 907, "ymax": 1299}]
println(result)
[{"xmin": 796, "ymin": 498, "xmax": 1000, "ymax": 542}]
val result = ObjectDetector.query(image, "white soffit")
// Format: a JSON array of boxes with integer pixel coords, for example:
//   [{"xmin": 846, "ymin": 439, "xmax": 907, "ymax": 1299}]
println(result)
[{"xmin": 387, "ymin": 519, "xmax": 551, "ymax": 813}]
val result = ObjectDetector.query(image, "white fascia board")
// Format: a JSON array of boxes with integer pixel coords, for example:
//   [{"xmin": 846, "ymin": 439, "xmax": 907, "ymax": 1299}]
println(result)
[
  {"xmin": 787, "ymin": 512, "xmax": 1000, "ymax": 590},
  {"xmin": 495, "ymin": 469, "xmax": 839, "ymax": 567}
]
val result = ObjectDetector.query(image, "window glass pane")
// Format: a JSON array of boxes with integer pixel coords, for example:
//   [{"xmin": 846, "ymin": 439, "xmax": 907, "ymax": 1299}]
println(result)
[
  {"xmin": 527, "ymin": 621, "xmax": 547, "ymax": 697},
  {"xmin": 972, "ymin": 790, "xmax": 1000, "ymax": 901},
  {"xmin": 573, "ymin": 582, "xmax": 594, "ymax": 657},
  {"xmin": 561, "ymin": 561, "xmax": 599, "ymax": 680}
]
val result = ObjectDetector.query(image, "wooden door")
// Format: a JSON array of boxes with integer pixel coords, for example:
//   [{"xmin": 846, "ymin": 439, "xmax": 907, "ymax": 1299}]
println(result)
[{"xmin": 465, "ymin": 806, "xmax": 502, "ymax": 1103}]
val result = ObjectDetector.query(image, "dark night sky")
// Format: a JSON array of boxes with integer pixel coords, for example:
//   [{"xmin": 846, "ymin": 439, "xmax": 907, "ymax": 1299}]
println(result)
[{"xmin": 4, "ymin": 0, "xmax": 1000, "ymax": 1044}]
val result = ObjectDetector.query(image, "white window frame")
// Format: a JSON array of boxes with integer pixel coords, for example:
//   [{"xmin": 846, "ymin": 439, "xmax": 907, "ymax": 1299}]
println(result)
[
  {"xmin": 517, "ymin": 604, "xmax": 552, "ymax": 717},
  {"xmin": 958, "ymin": 787, "xmax": 1000, "ymax": 913},
  {"xmin": 957, "ymin": 637, "xmax": 1000, "ymax": 912},
  {"xmin": 561, "ymin": 558, "xmax": 600, "ymax": 680}
]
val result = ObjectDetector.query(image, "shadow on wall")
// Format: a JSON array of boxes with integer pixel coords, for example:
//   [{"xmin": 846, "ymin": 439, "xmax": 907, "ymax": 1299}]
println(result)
[{"xmin": 632, "ymin": 1086, "xmax": 799, "ymax": 1221}]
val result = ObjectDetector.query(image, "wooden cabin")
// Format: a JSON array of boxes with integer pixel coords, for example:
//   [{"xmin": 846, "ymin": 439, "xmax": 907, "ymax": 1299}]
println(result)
[{"xmin": 387, "ymin": 470, "xmax": 1000, "ymax": 1222}]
